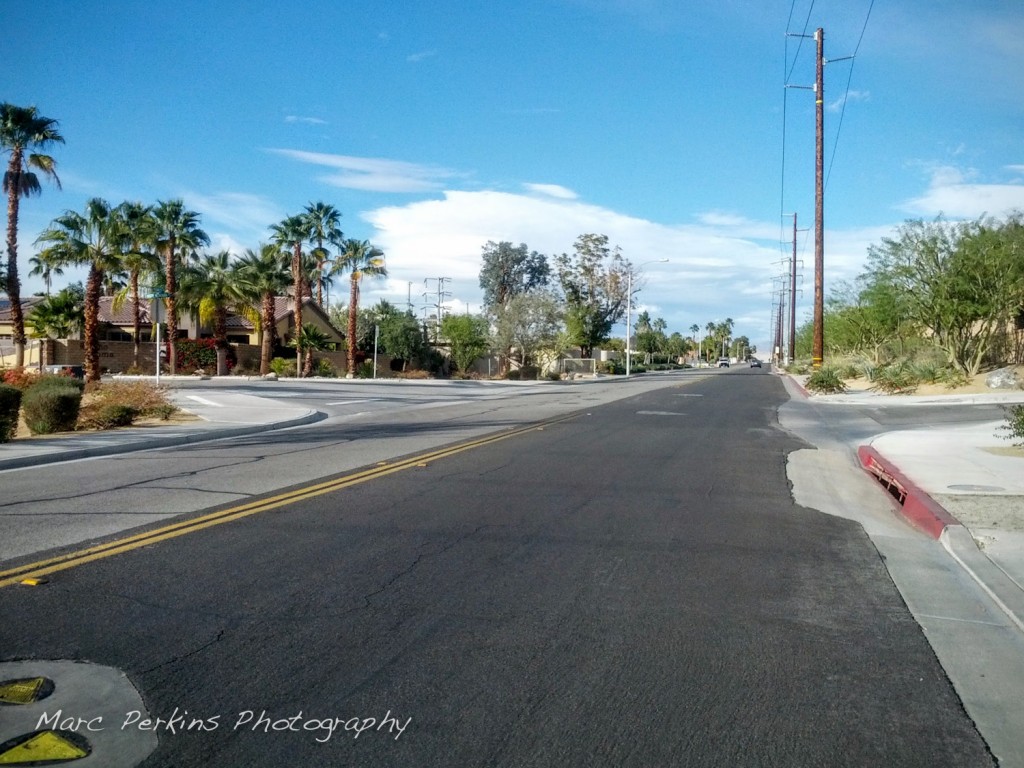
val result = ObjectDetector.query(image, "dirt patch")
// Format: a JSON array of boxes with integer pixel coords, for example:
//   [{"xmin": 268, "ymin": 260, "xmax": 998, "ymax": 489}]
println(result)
[{"xmin": 838, "ymin": 367, "xmax": 1023, "ymax": 396}]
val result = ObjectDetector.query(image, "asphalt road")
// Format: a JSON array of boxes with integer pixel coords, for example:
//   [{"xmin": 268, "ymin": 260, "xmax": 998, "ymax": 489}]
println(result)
[{"xmin": 0, "ymin": 371, "xmax": 994, "ymax": 766}]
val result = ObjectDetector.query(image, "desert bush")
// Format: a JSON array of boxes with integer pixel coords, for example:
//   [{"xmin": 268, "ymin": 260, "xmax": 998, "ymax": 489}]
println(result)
[
  {"xmin": 393, "ymin": 369, "xmax": 432, "ymax": 380},
  {"xmin": 357, "ymin": 361, "xmax": 375, "ymax": 378},
  {"xmin": 805, "ymin": 367, "xmax": 847, "ymax": 394},
  {"xmin": 1001, "ymin": 404, "xmax": 1024, "ymax": 447},
  {"xmin": 79, "ymin": 404, "xmax": 140, "ymax": 430},
  {"xmin": 872, "ymin": 362, "xmax": 919, "ymax": 394},
  {"xmin": 0, "ymin": 384, "xmax": 22, "ymax": 442},
  {"xmin": 22, "ymin": 385, "xmax": 82, "ymax": 434},
  {"xmin": 269, "ymin": 357, "xmax": 297, "ymax": 377},
  {"xmin": 29, "ymin": 373, "xmax": 86, "ymax": 393},
  {"xmin": 76, "ymin": 381, "xmax": 178, "ymax": 428},
  {"xmin": 313, "ymin": 358, "xmax": 337, "ymax": 378}
]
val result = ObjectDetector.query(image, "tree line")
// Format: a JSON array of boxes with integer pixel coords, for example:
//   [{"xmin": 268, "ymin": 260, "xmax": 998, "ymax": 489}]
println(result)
[{"xmin": 794, "ymin": 213, "xmax": 1024, "ymax": 376}]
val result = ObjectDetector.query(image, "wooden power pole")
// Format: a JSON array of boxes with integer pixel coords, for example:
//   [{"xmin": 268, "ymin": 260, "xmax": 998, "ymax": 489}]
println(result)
[{"xmin": 812, "ymin": 27, "xmax": 825, "ymax": 368}]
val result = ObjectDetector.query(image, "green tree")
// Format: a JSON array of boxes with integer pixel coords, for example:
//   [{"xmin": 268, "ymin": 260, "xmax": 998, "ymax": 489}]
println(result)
[
  {"xmin": 1, "ymin": 103, "xmax": 64, "ymax": 369},
  {"xmin": 479, "ymin": 241, "xmax": 549, "ymax": 310},
  {"xmin": 28, "ymin": 252, "xmax": 64, "ymax": 296},
  {"xmin": 371, "ymin": 300, "xmax": 424, "ymax": 371},
  {"xmin": 302, "ymin": 201, "xmax": 343, "ymax": 307},
  {"xmin": 26, "ymin": 286, "xmax": 84, "ymax": 365},
  {"xmin": 865, "ymin": 215, "xmax": 1024, "ymax": 375},
  {"xmin": 331, "ymin": 239, "xmax": 387, "ymax": 377},
  {"xmin": 36, "ymin": 198, "xmax": 125, "ymax": 381},
  {"xmin": 111, "ymin": 201, "xmax": 161, "ymax": 370},
  {"xmin": 491, "ymin": 290, "xmax": 564, "ymax": 374},
  {"xmin": 179, "ymin": 250, "xmax": 245, "ymax": 365},
  {"xmin": 234, "ymin": 244, "xmax": 291, "ymax": 375},
  {"xmin": 440, "ymin": 314, "xmax": 490, "ymax": 375},
  {"xmin": 554, "ymin": 234, "xmax": 628, "ymax": 357},
  {"xmin": 290, "ymin": 324, "xmax": 333, "ymax": 378},
  {"xmin": 153, "ymin": 199, "xmax": 209, "ymax": 374},
  {"xmin": 271, "ymin": 214, "xmax": 309, "ymax": 376}
]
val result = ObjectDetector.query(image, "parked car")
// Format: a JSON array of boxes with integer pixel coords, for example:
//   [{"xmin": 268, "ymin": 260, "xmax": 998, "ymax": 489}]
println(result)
[
  {"xmin": 717, "ymin": 357, "xmax": 730, "ymax": 368},
  {"xmin": 749, "ymin": 359, "xmax": 761, "ymax": 368}
]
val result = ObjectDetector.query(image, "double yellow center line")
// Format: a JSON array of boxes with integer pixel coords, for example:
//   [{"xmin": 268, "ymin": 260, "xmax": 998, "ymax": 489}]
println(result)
[{"xmin": 1, "ymin": 416, "xmax": 575, "ymax": 589}]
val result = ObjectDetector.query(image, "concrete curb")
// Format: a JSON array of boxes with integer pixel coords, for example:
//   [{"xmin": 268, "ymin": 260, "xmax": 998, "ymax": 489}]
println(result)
[
  {"xmin": 856, "ymin": 445, "xmax": 962, "ymax": 539},
  {"xmin": 0, "ymin": 410, "xmax": 326, "ymax": 472}
]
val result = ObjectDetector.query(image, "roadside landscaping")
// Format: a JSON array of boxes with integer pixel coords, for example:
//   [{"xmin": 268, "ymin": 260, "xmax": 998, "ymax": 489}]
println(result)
[{"xmin": 0, "ymin": 371, "xmax": 186, "ymax": 442}]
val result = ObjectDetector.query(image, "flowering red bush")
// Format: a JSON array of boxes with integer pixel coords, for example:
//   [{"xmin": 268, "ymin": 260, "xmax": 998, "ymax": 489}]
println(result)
[{"xmin": 170, "ymin": 339, "xmax": 237, "ymax": 372}]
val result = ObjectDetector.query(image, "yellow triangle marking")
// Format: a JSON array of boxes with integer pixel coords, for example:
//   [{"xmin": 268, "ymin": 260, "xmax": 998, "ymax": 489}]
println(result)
[
  {"xmin": 0, "ymin": 731, "xmax": 89, "ymax": 763},
  {"xmin": 0, "ymin": 677, "xmax": 45, "ymax": 704}
]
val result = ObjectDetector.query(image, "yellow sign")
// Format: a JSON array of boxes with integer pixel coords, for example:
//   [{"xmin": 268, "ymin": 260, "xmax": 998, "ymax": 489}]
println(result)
[{"xmin": 0, "ymin": 731, "xmax": 89, "ymax": 763}]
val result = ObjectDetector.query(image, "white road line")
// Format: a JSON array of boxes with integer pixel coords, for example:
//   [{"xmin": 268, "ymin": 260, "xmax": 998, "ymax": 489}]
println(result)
[{"xmin": 185, "ymin": 395, "xmax": 222, "ymax": 407}]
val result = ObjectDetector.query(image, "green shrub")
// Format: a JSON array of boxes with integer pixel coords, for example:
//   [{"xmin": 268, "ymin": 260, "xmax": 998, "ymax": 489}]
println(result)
[
  {"xmin": 269, "ymin": 357, "xmax": 297, "ymax": 377},
  {"xmin": 29, "ymin": 373, "xmax": 86, "ymax": 393},
  {"xmin": 805, "ymin": 367, "xmax": 847, "ymax": 394},
  {"xmin": 357, "ymin": 360, "xmax": 375, "ymax": 378},
  {"xmin": 872, "ymin": 362, "xmax": 919, "ymax": 394},
  {"xmin": 1001, "ymin": 404, "xmax": 1024, "ymax": 447},
  {"xmin": 313, "ymin": 358, "xmax": 337, "ymax": 378},
  {"xmin": 173, "ymin": 339, "xmax": 237, "ymax": 372},
  {"xmin": 940, "ymin": 367, "xmax": 971, "ymax": 389},
  {"xmin": 0, "ymin": 384, "xmax": 22, "ymax": 442},
  {"xmin": 80, "ymin": 404, "xmax": 140, "ymax": 430},
  {"xmin": 22, "ymin": 386, "xmax": 82, "ymax": 435}
]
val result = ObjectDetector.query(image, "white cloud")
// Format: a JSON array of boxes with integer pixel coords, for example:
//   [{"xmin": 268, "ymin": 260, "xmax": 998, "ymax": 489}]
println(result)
[
  {"xmin": 900, "ymin": 166, "xmax": 1024, "ymax": 218},
  {"xmin": 183, "ymin": 191, "xmax": 284, "ymax": 237},
  {"xmin": 269, "ymin": 149, "xmax": 459, "ymax": 193},
  {"xmin": 828, "ymin": 89, "xmax": 870, "ymax": 112},
  {"xmin": 407, "ymin": 50, "xmax": 437, "ymax": 63},
  {"xmin": 285, "ymin": 115, "xmax": 327, "ymax": 125},
  {"xmin": 360, "ymin": 189, "xmax": 792, "ymax": 346},
  {"xmin": 523, "ymin": 183, "xmax": 578, "ymax": 199}
]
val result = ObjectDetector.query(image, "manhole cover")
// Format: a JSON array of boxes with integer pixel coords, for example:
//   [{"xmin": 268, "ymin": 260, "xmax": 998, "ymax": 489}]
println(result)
[{"xmin": 946, "ymin": 484, "xmax": 1005, "ymax": 492}]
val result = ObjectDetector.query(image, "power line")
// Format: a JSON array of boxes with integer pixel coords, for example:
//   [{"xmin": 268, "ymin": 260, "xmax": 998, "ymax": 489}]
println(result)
[{"xmin": 824, "ymin": 0, "xmax": 875, "ymax": 190}]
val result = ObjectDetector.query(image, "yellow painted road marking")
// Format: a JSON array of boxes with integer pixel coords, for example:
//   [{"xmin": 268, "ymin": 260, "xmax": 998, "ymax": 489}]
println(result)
[
  {"xmin": 0, "ymin": 731, "xmax": 89, "ymax": 763},
  {"xmin": 0, "ymin": 677, "xmax": 46, "ymax": 704},
  {"xmin": 0, "ymin": 416, "xmax": 576, "ymax": 589}
]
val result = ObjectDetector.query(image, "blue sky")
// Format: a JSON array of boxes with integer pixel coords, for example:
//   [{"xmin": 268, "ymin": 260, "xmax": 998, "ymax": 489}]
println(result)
[{"xmin": 7, "ymin": 0, "xmax": 1024, "ymax": 352}]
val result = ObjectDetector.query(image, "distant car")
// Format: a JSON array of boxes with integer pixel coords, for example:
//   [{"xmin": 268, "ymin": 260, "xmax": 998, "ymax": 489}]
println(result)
[
  {"xmin": 749, "ymin": 359, "xmax": 761, "ymax": 368},
  {"xmin": 717, "ymin": 357, "xmax": 730, "ymax": 368}
]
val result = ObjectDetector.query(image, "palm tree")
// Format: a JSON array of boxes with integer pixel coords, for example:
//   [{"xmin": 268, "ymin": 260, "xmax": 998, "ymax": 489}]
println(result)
[
  {"xmin": 35, "ymin": 198, "xmax": 125, "ymax": 382},
  {"xmin": 26, "ymin": 287, "xmax": 84, "ymax": 366},
  {"xmin": 302, "ymin": 202, "xmax": 343, "ymax": 308},
  {"xmin": 28, "ymin": 253, "xmax": 63, "ymax": 296},
  {"xmin": 332, "ymin": 239, "xmax": 387, "ymax": 377},
  {"xmin": 291, "ymin": 324, "xmax": 332, "ymax": 378},
  {"xmin": 234, "ymin": 244, "xmax": 290, "ymax": 375},
  {"xmin": 179, "ymin": 250, "xmax": 244, "ymax": 365},
  {"xmin": 111, "ymin": 202, "xmax": 161, "ymax": 370},
  {"xmin": 270, "ymin": 215, "xmax": 309, "ymax": 376},
  {"xmin": 689, "ymin": 323, "xmax": 701, "ymax": 364},
  {"xmin": 153, "ymin": 199, "xmax": 209, "ymax": 374},
  {"xmin": 1, "ymin": 103, "xmax": 64, "ymax": 369}
]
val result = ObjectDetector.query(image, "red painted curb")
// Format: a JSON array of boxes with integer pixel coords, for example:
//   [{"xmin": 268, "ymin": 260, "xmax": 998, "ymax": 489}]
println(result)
[
  {"xmin": 857, "ymin": 445, "xmax": 962, "ymax": 539},
  {"xmin": 784, "ymin": 374, "xmax": 811, "ymax": 399}
]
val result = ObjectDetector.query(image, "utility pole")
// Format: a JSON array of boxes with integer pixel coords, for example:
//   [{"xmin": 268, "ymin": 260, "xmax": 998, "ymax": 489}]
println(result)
[
  {"xmin": 790, "ymin": 212, "xmax": 799, "ymax": 363},
  {"xmin": 812, "ymin": 27, "xmax": 825, "ymax": 368}
]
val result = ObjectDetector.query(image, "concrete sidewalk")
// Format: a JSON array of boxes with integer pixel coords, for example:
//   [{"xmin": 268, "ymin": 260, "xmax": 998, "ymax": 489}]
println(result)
[
  {"xmin": 0, "ymin": 389, "xmax": 323, "ymax": 472},
  {"xmin": 795, "ymin": 377, "xmax": 1024, "ymax": 635}
]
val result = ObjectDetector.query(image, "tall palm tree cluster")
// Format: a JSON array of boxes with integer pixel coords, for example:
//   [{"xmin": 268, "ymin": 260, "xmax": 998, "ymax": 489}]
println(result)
[{"xmin": 2, "ymin": 104, "xmax": 387, "ymax": 383}]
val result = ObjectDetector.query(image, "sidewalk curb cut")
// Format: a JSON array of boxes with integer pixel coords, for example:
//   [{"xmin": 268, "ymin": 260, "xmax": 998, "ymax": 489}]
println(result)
[
  {"xmin": 0, "ymin": 410, "xmax": 325, "ymax": 472},
  {"xmin": 856, "ymin": 445, "xmax": 961, "ymax": 539}
]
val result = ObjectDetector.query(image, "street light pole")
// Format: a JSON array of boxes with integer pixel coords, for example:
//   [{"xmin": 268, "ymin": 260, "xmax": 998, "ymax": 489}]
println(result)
[{"xmin": 625, "ymin": 259, "xmax": 669, "ymax": 376}]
